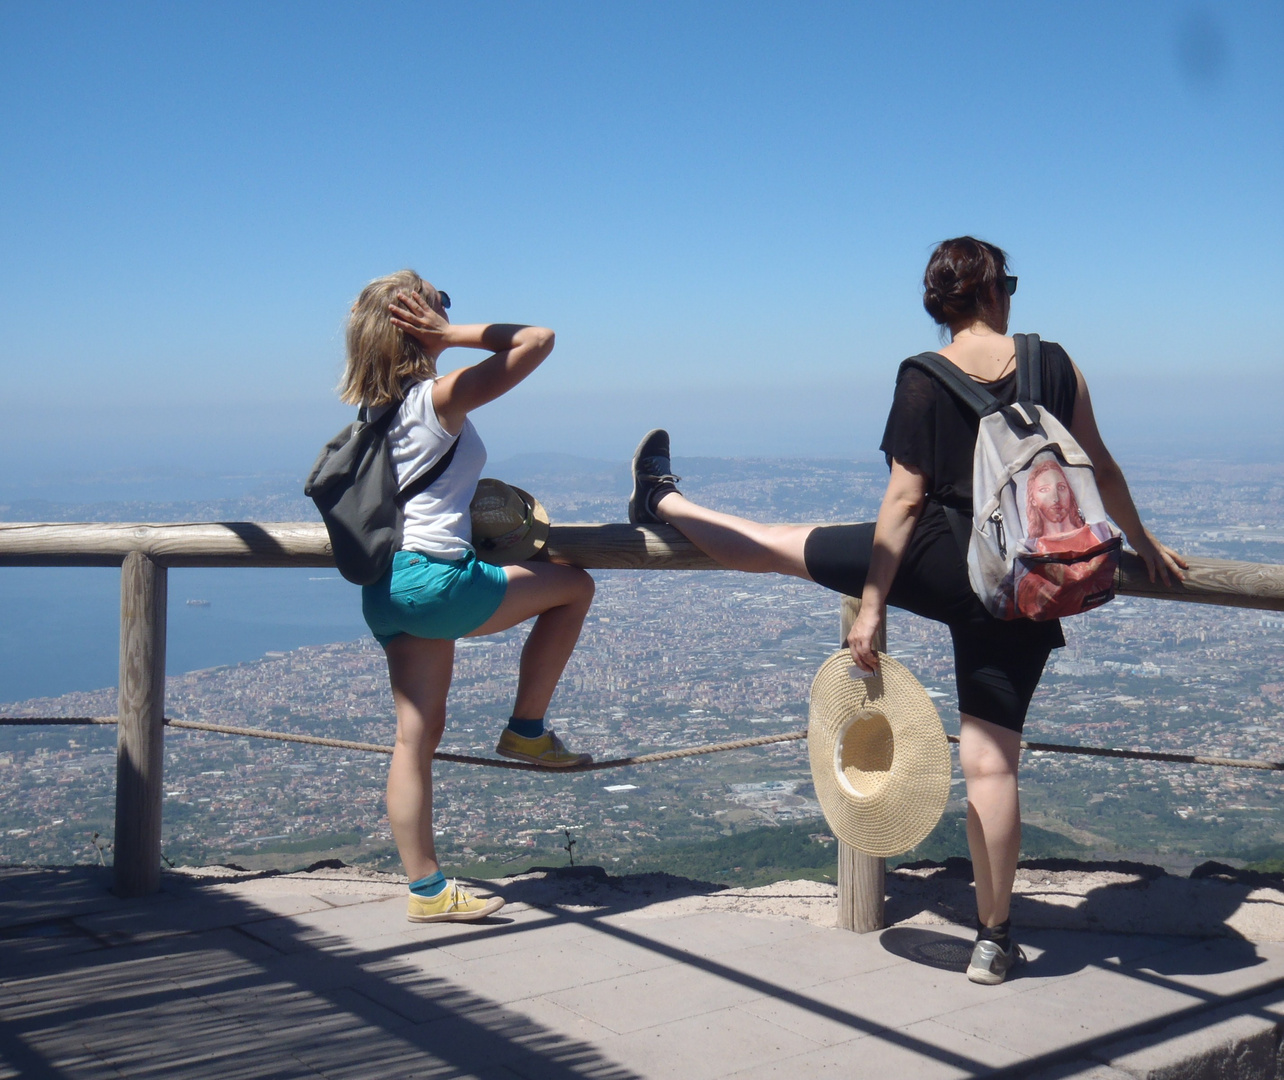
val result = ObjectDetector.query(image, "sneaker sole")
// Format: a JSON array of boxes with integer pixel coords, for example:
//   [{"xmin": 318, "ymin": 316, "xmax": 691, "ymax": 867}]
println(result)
[
  {"xmin": 965, "ymin": 963, "xmax": 1008, "ymax": 985},
  {"xmin": 629, "ymin": 429, "xmax": 668, "ymax": 525},
  {"xmin": 408, "ymin": 896, "xmax": 506, "ymax": 923},
  {"xmin": 495, "ymin": 746, "xmax": 592, "ymax": 768}
]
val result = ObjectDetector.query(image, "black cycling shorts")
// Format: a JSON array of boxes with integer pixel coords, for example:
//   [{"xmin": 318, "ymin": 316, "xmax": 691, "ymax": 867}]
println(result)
[{"xmin": 802, "ymin": 517, "xmax": 1063, "ymax": 733}]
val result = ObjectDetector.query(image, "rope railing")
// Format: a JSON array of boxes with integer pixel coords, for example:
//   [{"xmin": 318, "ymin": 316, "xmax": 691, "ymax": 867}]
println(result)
[
  {"xmin": 0, "ymin": 715, "xmax": 807, "ymax": 769},
  {"xmin": 3, "ymin": 714, "xmax": 1280, "ymax": 772}
]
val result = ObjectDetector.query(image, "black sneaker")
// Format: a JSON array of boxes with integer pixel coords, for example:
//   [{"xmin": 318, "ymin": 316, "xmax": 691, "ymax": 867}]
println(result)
[
  {"xmin": 966, "ymin": 938, "xmax": 1024, "ymax": 985},
  {"xmin": 629, "ymin": 429, "xmax": 682, "ymax": 525}
]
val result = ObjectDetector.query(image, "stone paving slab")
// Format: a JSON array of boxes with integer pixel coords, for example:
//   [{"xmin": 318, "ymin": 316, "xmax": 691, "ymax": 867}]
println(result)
[{"xmin": 3, "ymin": 863, "xmax": 1284, "ymax": 1079}]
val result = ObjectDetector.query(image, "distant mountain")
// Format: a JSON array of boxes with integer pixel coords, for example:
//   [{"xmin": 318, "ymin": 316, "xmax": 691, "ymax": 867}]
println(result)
[{"xmin": 1, "ymin": 456, "xmax": 890, "ymax": 526}]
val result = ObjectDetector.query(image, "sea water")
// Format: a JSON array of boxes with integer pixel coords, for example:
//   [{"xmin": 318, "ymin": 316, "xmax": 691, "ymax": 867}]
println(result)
[{"xmin": 0, "ymin": 567, "xmax": 368, "ymax": 705}]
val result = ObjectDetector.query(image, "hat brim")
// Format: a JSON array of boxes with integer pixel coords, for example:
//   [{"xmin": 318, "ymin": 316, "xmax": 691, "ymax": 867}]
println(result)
[
  {"xmin": 473, "ymin": 484, "xmax": 550, "ymax": 565},
  {"xmin": 808, "ymin": 651, "xmax": 951, "ymax": 857}
]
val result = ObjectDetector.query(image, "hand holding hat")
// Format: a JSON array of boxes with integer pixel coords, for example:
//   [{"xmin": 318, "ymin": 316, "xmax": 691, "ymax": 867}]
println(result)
[{"xmin": 808, "ymin": 651, "xmax": 951, "ymax": 857}]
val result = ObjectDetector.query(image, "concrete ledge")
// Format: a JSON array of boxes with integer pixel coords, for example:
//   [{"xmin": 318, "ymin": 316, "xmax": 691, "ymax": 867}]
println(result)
[{"xmin": 1027, "ymin": 988, "xmax": 1284, "ymax": 1079}]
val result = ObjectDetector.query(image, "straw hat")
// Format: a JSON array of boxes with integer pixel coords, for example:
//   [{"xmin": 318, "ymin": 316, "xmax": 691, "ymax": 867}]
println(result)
[
  {"xmin": 808, "ymin": 651, "xmax": 951, "ymax": 857},
  {"xmin": 469, "ymin": 478, "xmax": 551, "ymax": 564}
]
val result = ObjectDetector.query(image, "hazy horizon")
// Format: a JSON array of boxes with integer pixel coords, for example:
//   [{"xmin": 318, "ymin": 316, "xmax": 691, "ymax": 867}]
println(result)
[
  {"xmin": 6, "ymin": 365, "xmax": 1284, "ymax": 506},
  {"xmin": 2, "ymin": 3, "xmax": 1281, "ymax": 498}
]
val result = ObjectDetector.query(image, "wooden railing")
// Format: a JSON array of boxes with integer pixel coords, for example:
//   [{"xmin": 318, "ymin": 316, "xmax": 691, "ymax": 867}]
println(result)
[{"xmin": 4, "ymin": 521, "xmax": 1284, "ymax": 924}]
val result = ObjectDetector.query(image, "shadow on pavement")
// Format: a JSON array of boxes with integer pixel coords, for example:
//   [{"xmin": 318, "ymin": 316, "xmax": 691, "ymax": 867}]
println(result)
[
  {"xmin": 0, "ymin": 864, "xmax": 639, "ymax": 1080},
  {"xmin": 4, "ymin": 862, "xmax": 1283, "ymax": 1080},
  {"xmin": 877, "ymin": 926, "xmax": 972, "ymax": 972}
]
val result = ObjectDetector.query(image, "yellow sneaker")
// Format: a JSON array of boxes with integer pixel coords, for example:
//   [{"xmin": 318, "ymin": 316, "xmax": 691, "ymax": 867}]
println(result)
[
  {"xmin": 407, "ymin": 881, "xmax": 505, "ymax": 923},
  {"xmin": 495, "ymin": 728, "xmax": 592, "ymax": 768}
]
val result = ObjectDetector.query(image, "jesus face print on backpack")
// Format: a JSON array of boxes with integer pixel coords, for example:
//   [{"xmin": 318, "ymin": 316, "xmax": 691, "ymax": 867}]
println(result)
[
  {"xmin": 1004, "ymin": 450, "xmax": 1121, "ymax": 621},
  {"xmin": 1025, "ymin": 457, "xmax": 1082, "ymax": 536},
  {"xmin": 901, "ymin": 334, "xmax": 1123, "ymax": 622}
]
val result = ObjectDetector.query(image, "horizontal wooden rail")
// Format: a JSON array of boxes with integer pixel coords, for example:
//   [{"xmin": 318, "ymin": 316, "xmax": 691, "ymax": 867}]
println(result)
[
  {"xmin": 3, "ymin": 518, "xmax": 1282, "ymax": 910},
  {"xmin": 1, "ymin": 521, "xmax": 1283, "ymax": 611}
]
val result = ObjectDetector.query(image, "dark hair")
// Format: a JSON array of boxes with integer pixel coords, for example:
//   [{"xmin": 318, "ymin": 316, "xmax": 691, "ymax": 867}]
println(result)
[{"xmin": 922, "ymin": 237, "xmax": 1010, "ymax": 330}]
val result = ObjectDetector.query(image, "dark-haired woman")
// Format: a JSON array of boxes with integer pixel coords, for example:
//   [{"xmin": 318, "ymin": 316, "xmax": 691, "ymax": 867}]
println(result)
[{"xmin": 629, "ymin": 237, "xmax": 1184, "ymax": 984}]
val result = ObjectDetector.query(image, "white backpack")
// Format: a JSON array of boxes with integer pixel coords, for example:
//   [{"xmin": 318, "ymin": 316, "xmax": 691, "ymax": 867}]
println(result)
[{"xmin": 901, "ymin": 335, "xmax": 1122, "ymax": 622}]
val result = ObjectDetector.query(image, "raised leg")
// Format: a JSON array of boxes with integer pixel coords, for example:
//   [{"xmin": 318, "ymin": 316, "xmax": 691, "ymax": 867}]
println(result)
[
  {"xmin": 958, "ymin": 713, "xmax": 1023, "ymax": 926},
  {"xmin": 654, "ymin": 491, "xmax": 815, "ymax": 579},
  {"xmin": 467, "ymin": 561, "xmax": 595, "ymax": 719}
]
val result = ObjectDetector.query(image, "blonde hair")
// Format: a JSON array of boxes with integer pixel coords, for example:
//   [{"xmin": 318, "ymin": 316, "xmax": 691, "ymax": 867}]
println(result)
[{"xmin": 338, "ymin": 270, "xmax": 445, "ymax": 406}]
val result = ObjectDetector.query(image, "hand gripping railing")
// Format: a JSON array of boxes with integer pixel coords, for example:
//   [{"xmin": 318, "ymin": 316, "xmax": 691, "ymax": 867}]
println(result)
[{"xmin": 3, "ymin": 521, "xmax": 1283, "ymax": 914}]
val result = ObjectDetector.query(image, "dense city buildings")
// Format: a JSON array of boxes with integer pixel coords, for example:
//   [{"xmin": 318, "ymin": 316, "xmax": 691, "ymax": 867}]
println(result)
[{"xmin": 2, "ymin": 457, "xmax": 1282, "ymax": 875}]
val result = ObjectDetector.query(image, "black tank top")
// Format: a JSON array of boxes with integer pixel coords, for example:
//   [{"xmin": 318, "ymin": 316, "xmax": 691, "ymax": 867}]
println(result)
[{"xmin": 879, "ymin": 339, "xmax": 1079, "ymax": 515}]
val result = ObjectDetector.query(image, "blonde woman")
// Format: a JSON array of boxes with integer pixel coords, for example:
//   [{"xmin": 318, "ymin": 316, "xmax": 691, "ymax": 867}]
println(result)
[{"xmin": 341, "ymin": 271, "xmax": 595, "ymax": 922}]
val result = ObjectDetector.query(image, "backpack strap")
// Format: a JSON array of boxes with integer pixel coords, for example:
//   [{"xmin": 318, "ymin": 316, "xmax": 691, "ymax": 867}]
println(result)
[
  {"xmin": 357, "ymin": 401, "xmax": 461, "ymax": 506},
  {"xmin": 897, "ymin": 354, "xmax": 992, "ymax": 553},
  {"xmin": 358, "ymin": 402, "xmax": 403, "ymax": 430},
  {"xmin": 396, "ymin": 436, "xmax": 460, "ymax": 506},
  {"xmin": 898, "ymin": 353, "xmax": 1001, "ymax": 418},
  {"xmin": 1014, "ymin": 333, "xmax": 1043, "ymax": 406}
]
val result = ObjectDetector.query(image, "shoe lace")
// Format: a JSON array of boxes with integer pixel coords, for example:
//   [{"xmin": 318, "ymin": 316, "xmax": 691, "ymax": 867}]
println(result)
[{"xmin": 638, "ymin": 456, "xmax": 680, "ymax": 484}]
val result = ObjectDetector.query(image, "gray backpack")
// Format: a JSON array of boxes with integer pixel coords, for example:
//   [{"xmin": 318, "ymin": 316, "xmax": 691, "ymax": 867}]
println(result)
[
  {"xmin": 901, "ymin": 335, "xmax": 1121, "ymax": 622},
  {"xmin": 304, "ymin": 404, "xmax": 458, "ymax": 585}
]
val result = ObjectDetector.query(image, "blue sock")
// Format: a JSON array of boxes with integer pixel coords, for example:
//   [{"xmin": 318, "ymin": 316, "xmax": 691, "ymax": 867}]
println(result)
[
  {"xmin": 409, "ymin": 871, "xmax": 447, "ymax": 897},
  {"xmin": 506, "ymin": 716, "xmax": 545, "ymax": 739}
]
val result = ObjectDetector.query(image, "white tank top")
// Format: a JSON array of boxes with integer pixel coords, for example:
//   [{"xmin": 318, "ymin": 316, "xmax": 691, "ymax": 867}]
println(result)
[{"xmin": 370, "ymin": 379, "xmax": 486, "ymax": 560}]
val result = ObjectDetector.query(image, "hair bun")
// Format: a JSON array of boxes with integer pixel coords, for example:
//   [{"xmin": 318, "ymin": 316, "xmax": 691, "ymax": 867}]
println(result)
[{"xmin": 922, "ymin": 237, "xmax": 1008, "ymax": 328}]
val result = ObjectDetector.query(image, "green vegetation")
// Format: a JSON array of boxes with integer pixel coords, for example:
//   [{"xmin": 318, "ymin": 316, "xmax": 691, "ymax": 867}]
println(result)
[
  {"xmin": 619, "ymin": 821, "xmax": 839, "ymax": 887},
  {"xmin": 1245, "ymin": 858, "xmax": 1284, "ymax": 874},
  {"xmin": 1234, "ymin": 842, "xmax": 1284, "ymax": 874},
  {"xmin": 891, "ymin": 811, "xmax": 1090, "ymax": 868},
  {"xmin": 161, "ymin": 831, "xmax": 371, "ymax": 872},
  {"xmin": 245, "ymin": 831, "xmax": 364, "ymax": 856}
]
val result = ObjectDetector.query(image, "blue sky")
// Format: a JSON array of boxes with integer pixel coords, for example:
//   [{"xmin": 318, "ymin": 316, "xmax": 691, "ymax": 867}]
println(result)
[{"xmin": 1, "ymin": 1, "xmax": 1280, "ymax": 498}]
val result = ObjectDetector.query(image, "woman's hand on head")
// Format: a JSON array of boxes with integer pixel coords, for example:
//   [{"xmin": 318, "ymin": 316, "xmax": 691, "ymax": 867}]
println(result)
[
  {"xmin": 389, "ymin": 291, "xmax": 450, "ymax": 353},
  {"xmin": 1129, "ymin": 528, "xmax": 1187, "ymax": 587},
  {"xmin": 846, "ymin": 605, "xmax": 882, "ymax": 673}
]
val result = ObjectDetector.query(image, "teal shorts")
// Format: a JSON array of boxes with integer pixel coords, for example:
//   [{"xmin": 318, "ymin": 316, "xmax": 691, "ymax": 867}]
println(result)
[{"xmin": 362, "ymin": 549, "xmax": 508, "ymax": 646}]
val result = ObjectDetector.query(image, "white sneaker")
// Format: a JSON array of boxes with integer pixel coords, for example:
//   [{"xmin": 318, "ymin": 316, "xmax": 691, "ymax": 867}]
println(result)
[{"xmin": 966, "ymin": 938, "xmax": 1023, "ymax": 985}]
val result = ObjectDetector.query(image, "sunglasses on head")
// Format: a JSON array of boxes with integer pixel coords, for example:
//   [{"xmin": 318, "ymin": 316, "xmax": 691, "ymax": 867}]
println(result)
[
  {"xmin": 1003, "ymin": 276, "xmax": 1018, "ymax": 296},
  {"xmin": 438, "ymin": 290, "xmax": 451, "ymax": 310}
]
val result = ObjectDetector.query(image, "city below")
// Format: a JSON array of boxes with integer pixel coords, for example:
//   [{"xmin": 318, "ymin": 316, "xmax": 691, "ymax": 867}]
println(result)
[{"xmin": 2, "ymin": 455, "xmax": 1282, "ymax": 881}]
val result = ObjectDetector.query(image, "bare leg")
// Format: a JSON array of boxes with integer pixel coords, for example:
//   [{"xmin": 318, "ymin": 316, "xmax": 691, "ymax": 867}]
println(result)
[
  {"xmin": 653, "ymin": 490, "xmax": 815, "ymax": 579},
  {"xmin": 383, "ymin": 635, "xmax": 454, "ymax": 882},
  {"xmin": 467, "ymin": 561, "xmax": 595, "ymax": 718},
  {"xmin": 959, "ymin": 713, "xmax": 1023, "ymax": 926},
  {"xmin": 382, "ymin": 562, "xmax": 592, "ymax": 882}
]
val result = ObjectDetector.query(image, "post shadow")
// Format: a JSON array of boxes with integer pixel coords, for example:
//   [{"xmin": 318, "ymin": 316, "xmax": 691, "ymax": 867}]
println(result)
[
  {"xmin": 5, "ymin": 860, "xmax": 1282, "ymax": 1080},
  {"xmin": 0, "ymin": 865, "xmax": 641, "ymax": 1080}
]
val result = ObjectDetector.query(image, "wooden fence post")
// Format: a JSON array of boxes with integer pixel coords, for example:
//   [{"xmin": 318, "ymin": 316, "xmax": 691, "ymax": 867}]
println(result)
[
  {"xmin": 835, "ymin": 594, "xmax": 885, "ymax": 933},
  {"xmin": 114, "ymin": 551, "xmax": 167, "ymax": 897}
]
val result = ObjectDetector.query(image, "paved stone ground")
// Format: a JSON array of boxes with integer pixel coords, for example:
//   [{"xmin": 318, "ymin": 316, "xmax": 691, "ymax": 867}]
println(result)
[{"xmin": 3, "ymin": 863, "xmax": 1284, "ymax": 1079}]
